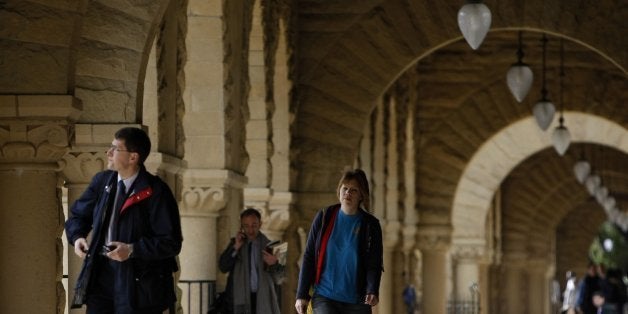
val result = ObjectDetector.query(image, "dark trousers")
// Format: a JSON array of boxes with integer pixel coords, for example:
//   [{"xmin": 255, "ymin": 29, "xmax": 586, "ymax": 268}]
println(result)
[
  {"xmin": 312, "ymin": 295, "xmax": 371, "ymax": 314},
  {"xmin": 250, "ymin": 292, "xmax": 257, "ymax": 314},
  {"xmin": 86, "ymin": 256, "xmax": 173, "ymax": 314}
]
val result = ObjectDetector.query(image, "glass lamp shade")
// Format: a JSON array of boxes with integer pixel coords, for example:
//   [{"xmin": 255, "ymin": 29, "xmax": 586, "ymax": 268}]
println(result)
[
  {"xmin": 507, "ymin": 64, "xmax": 533, "ymax": 102},
  {"xmin": 595, "ymin": 186, "xmax": 609, "ymax": 204},
  {"xmin": 607, "ymin": 208, "xmax": 620, "ymax": 223},
  {"xmin": 603, "ymin": 196, "xmax": 616, "ymax": 212},
  {"xmin": 457, "ymin": 2, "xmax": 492, "ymax": 50},
  {"xmin": 585, "ymin": 175, "xmax": 601, "ymax": 196},
  {"xmin": 573, "ymin": 160, "xmax": 591, "ymax": 184},
  {"xmin": 551, "ymin": 124, "xmax": 571, "ymax": 155},
  {"xmin": 618, "ymin": 214, "xmax": 628, "ymax": 232},
  {"xmin": 533, "ymin": 100, "xmax": 555, "ymax": 131}
]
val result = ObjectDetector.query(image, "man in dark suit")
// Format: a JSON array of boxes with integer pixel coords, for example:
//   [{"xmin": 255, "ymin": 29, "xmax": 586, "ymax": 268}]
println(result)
[{"xmin": 65, "ymin": 127, "xmax": 183, "ymax": 313}]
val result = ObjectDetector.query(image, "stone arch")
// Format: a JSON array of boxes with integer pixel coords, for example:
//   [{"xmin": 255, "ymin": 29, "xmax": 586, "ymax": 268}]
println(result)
[
  {"xmin": 451, "ymin": 112, "xmax": 628, "ymax": 244},
  {"xmin": 73, "ymin": 0, "xmax": 170, "ymax": 123}
]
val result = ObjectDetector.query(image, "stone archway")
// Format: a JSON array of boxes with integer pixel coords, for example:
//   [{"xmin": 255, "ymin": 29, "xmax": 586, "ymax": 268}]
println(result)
[
  {"xmin": 452, "ymin": 112, "xmax": 628, "ymax": 241},
  {"xmin": 450, "ymin": 112, "xmax": 628, "ymax": 313}
]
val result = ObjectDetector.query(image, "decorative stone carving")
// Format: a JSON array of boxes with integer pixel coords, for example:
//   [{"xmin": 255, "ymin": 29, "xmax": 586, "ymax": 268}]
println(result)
[
  {"xmin": 0, "ymin": 123, "xmax": 72, "ymax": 167},
  {"xmin": 178, "ymin": 169, "xmax": 246, "ymax": 218},
  {"xmin": 262, "ymin": 208, "xmax": 290, "ymax": 240},
  {"xmin": 180, "ymin": 186, "xmax": 227, "ymax": 216},
  {"xmin": 59, "ymin": 152, "xmax": 108, "ymax": 183},
  {"xmin": 452, "ymin": 243, "xmax": 485, "ymax": 262},
  {"xmin": 384, "ymin": 220, "xmax": 401, "ymax": 249},
  {"xmin": 244, "ymin": 187, "xmax": 272, "ymax": 213},
  {"xmin": 401, "ymin": 224, "xmax": 417, "ymax": 253},
  {"xmin": 0, "ymin": 95, "xmax": 81, "ymax": 167},
  {"xmin": 451, "ymin": 238, "xmax": 486, "ymax": 262},
  {"xmin": 417, "ymin": 224, "xmax": 452, "ymax": 251}
]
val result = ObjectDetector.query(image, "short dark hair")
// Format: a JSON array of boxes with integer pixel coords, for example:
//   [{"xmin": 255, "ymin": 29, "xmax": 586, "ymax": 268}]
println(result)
[
  {"xmin": 336, "ymin": 169, "xmax": 371, "ymax": 211},
  {"xmin": 115, "ymin": 127, "xmax": 151, "ymax": 165},
  {"xmin": 240, "ymin": 207, "xmax": 261, "ymax": 220}
]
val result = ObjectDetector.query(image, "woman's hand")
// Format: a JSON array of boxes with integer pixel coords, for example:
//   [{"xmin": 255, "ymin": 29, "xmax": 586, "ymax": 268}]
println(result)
[
  {"xmin": 365, "ymin": 294, "xmax": 379, "ymax": 306},
  {"xmin": 295, "ymin": 298, "xmax": 309, "ymax": 314}
]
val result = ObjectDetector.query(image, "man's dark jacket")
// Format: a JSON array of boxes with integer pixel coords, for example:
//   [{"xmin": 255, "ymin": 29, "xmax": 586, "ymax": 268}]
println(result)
[
  {"xmin": 296, "ymin": 204, "xmax": 383, "ymax": 301},
  {"xmin": 65, "ymin": 168, "xmax": 183, "ymax": 311}
]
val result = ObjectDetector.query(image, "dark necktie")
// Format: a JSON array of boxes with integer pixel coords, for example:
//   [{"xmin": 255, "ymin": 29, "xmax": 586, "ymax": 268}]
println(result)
[{"xmin": 106, "ymin": 180, "xmax": 125, "ymax": 244}]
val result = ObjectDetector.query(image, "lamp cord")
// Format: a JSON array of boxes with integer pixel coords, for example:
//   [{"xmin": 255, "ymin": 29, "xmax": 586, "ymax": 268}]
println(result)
[{"xmin": 540, "ymin": 34, "xmax": 549, "ymax": 101}]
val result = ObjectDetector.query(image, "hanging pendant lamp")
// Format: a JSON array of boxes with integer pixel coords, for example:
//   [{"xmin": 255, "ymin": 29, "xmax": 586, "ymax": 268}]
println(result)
[
  {"xmin": 533, "ymin": 35, "xmax": 555, "ymax": 131},
  {"xmin": 551, "ymin": 40, "xmax": 570, "ymax": 155},
  {"xmin": 573, "ymin": 159, "xmax": 591, "ymax": 183},
  {"xmin": 552, "ymin": 121, "xmax": 571, "ymax": 155},
  {"xmin": 585, "ymin": 174, "xmax": 601, "ymax": 196},
  {"xmin": 603, "ymin": 196, "xmax": 616, "ymax": 212},
  {"xmin": 507, "ymin": 31, "xmax": 534, "ymax": 102},
  {"xmin": 457, "ymin": 0, "xmax": 492, "ymax": 50},
  {"xmin": 595, "ymin": 186, "xmax": 609, "ymax": 204}
]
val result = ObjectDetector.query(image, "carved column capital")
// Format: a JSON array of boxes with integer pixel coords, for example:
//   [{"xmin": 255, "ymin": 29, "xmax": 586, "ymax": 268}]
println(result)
[
  {"xmin": 179, "ymin": 168, "xmax": 247, "ymax": 216},
  {"xmin": 244, "ymin": 187, "xmax": 273, "ymax": 212},
  {"xmin": 261, "ymin": 191, "xmax": 294, "ymax": 239},
  {"xmin": 451, "ymin": 237, "xmax": 486, "ymax": 262},
  {"xmin": 401, "ymin": 224, "xmax": 417, "ymax": 253},
  {"xmin": 416, "ymin": 224, "xmax": 452, "ymax": 252},
  {"xmin": 59, "ymin": 152, "xmax": 108, "ymax": 183},
  {"xmin": 383, "ymin": 220, "xmax": 401, "ymax": 249},
  {"xmin": 0, "ymin": 95, "xmax": 81, "ymax": 169},
  {"xmin": 181, "ymin": 186, "xmax": 227, "ymax": 216}
]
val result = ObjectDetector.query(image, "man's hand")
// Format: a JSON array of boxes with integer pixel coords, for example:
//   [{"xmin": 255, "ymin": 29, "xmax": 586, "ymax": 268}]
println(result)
[
  {"xmin": 262, "ymin": 250, "xmax": 278, "ymax": 266},
  {"xmin": 234, "ymin": 231, "xmax": 246, "ymax": 250},
  {"xmin": 295, "ymin": 298, "xmax": 309, "ymax": 314},
  {"xmin": 74, "ymin": 238, "xmax": 89, "ymax": 258},
  {"xmin": 105, "ymin": 241, "xmax": 133, "ymax": 262}
]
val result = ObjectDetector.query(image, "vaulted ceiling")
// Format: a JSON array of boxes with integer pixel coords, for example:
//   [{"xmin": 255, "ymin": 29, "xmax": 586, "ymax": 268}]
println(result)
[{"xmin": 292, "ymin": 0, "xmax": 628, "ymax": 268}]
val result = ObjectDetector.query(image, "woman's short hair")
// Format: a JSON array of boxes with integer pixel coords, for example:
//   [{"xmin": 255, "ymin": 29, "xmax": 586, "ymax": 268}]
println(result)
[{"xmin": 336, "ymin": 169, "xmax": 371, "ymax": 211}]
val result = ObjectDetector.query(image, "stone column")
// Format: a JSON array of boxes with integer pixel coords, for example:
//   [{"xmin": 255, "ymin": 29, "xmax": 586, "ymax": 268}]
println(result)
[
  {"xmin": 501, "ymin": 253, "xmax": 527, "ymax": 314},
  {"xmin": 416, "ymin": 224, "xmax": 452, "ymax": 314},
  {"xmin": 451, "ymin": 239, "xmax": 485, "ymax": 302},
  {"xmin": 0, "ymin": 95, "xmax": 80, "ymax": 314},
  {"xmin": 380, "ymin": 220, "xmax": 400, "ymax": 314},
  {"xmin": 178, "ymin": 169, "xmax": 246, "ymax": 312},
  {"xmin": 527, "ymin": 259, "xmax": 548, "ymax": 314},
  {"xmin": 400, "ymin": 95, "xmax": 418, "ymax": 314},
  {"xmin": 244, "ymin": 0, "xmax": 273, "ymax": 217}
]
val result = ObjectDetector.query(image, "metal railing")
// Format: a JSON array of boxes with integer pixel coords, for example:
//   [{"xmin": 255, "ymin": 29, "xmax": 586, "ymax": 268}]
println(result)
[
  {"xmin": 446, "ymin": 300, "xmax": 480, "ymax": 314},
  {"xmin": 446, "ymin": 282, "xmax": 480, "ymax": 314},
  {"xmin": 177, "ymin": 280, "xmax": 216, "ymax": 314},
  {"xmin": 64, "ymin": 275, "xmax": 215, "ymax": 314}
]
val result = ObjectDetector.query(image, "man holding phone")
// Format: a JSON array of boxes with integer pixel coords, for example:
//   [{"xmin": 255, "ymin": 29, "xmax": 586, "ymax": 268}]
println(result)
[
  {"xmin": 218, "ymin": 208, "xmax": 284, "ymax": 314},
  {"xmin": 65, "ymin": 127, "xmax": 182, "ymax": 313}
]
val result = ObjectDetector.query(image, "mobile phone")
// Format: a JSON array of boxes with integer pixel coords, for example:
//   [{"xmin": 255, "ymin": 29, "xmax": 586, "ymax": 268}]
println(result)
[
  {"xmin": 237, "ymin": 231, "xmax": 246, "ymax": 241},
  {"xmin": 103, "ymin": 244, "xmax": 116, "ymax": 252}
]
